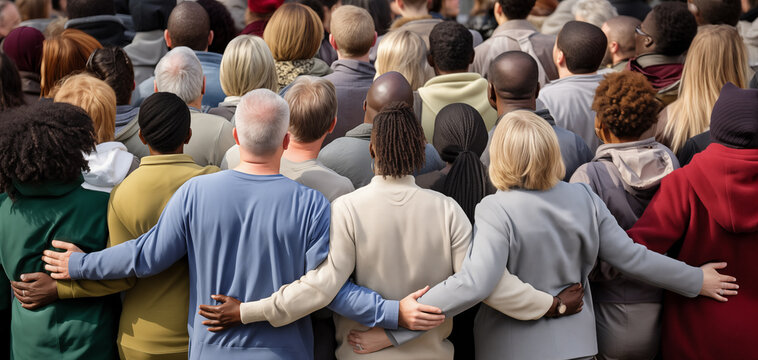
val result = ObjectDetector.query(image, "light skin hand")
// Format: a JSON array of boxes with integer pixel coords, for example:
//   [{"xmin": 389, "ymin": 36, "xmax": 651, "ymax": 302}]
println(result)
[
  {"xmin": 198, "ymin": 294, "xmax": 242, "ymax": 332},
  {"xmin": 41, "ymin": 240, "xmax": 84, "ymax": 280},
  {"xmin": 348, "ymin": 327, "xmax": 392, "ymax": 354},
  {"xmin": 398, "ymin": 285, "xmax": 445, "ymax": 330},
  {"xmin": 699, "ymin": 262, "xmax": 738, "ymax": 302},
  {"xmin": 10, "ymin": 272, "xmax": 58, "ymax": 309}
]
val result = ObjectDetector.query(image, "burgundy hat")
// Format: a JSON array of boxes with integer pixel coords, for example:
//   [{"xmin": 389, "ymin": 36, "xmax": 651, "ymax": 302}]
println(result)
[
  {"xmin": 248, "ymin": 0, "xmax": 284, "ymax": 14},
  {"xmin": 710, "ymin": 82, "xmax": 758, "ymax": 149},
  {"xmin": 2, "ymin": 27, "xmax": 45, "ymax": 74}
]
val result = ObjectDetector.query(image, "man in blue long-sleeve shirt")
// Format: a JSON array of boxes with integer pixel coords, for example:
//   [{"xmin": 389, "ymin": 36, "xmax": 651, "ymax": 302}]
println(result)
[{"xmin": 42, "ymin": 89, "xmax": 398, "ymax": 360}]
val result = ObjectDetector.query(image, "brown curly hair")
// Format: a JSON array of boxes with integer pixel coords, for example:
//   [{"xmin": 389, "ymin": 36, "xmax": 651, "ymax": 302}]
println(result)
[{"xmin": 592, "ymin": 71, "xmax": 661, "ymax": 139}]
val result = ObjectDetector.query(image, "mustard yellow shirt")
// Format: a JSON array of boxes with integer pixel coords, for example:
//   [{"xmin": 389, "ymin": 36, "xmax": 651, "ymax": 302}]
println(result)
[{"xmin": 57, "ymin": 154, "xmax": 219, "ymax": 358}]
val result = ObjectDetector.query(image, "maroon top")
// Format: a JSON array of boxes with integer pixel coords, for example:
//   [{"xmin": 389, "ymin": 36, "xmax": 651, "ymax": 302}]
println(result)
[
  {"xmin": 626, "ymin": 58, "xmax": 683, "ymax": 90},
  {"xmin": 240, "ymin": 19, "xmax": 268, "ymax": 37}
]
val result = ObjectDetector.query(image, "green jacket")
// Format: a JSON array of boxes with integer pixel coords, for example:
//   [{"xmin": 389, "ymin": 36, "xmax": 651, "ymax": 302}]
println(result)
[{"xmin": 0, "ymin": 178, "xmax": 118, "ymax": 359}]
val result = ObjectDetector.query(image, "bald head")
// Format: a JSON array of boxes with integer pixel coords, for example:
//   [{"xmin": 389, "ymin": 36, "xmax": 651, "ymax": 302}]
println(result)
[
  {"xmin": 489, "ymin": 51, "xmax": 539, "ymax": 100},
  {"xmin": 167, "ymin": 2, "xmax": 211, "ymax": 51},
  {"xmin": 601, "ymin": 16, "xmax": 640, "ymax": 67},
  {"xmin": 364, "ymin": 72, "xmax": 414, "ymax": 124}
]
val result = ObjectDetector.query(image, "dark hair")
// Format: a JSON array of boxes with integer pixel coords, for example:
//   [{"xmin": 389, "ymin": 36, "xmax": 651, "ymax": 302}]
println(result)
[
  {"xmin": 197, "ymin": 0, "xmax": 237, "ymax": 54},
  {"xmin": 429, "ymin": 21, "xmax": 474, "ymax": 72},
  {"xmin": 341, "ymin": 0, "xmax": 392, "ymax": 35},
  {"xmin": 138, "ymin": 92, "xmax": 191, "ymax": 153},
  {"xmin": 0, "ymin": 53, "xmax": 26, "ymax": 110},
  {"xmin": 593, "ymin": 71, "xmax": 661, "ymax": 139},
  {"xmin": 372, "ymin": 102, "xmax": 426, "ymax": 178},
  {"xmin": 650, "ymin": 2, "xmax": 697, "ymax": 57},
  {"xmin": 130, "ymin": 0, "xmax": 175, "ymax": 32},
  {"xmin": 86, "ymin": 47, "xmax": 134, "ymax": 106},
  {"xmin": 0, "ymin": 102, "xmax": 95, "ymax": 200},
  {"xmin": 167, "ymin": 1, "xmax": 211, "ymax": 51},
  {"xmin": 66, "ymin": 0, "xmax": 115, "ymax": 19},
  {"xmin": 691, "ymin": 0, "xmax": 741, "ymax": 26},
  {"xmin": 291, "ymin": 0, "xmax": 325, "ymax": 20},
  {"xmin": 433, "ymin": 104, "xmax": 494, "ymax": 223},
  {"xmin": 497, "ymin": 0, "xmax": 536, "ymax": 19},
  {"xmin": 557, "ymin": 21, "xmax": 607, "ymax": 74}
]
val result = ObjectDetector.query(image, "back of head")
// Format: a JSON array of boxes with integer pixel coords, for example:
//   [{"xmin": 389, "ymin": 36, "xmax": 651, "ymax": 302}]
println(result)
[
  {"xmin": 3, "ymin": 26, "xmax": 45, "ymax": 74},
  {"xmin": 557, "ymin": 21, "xmax": 607, "ymax": 74},
  {"xmin": 400, "ymin": 0, "xmax": 427, "ymax": 10},
  {"xmin": 138, "ymin": 92, "xmax": 191, "ymax": 153},
  {"xmin": 489, "ymin": 110, "xmax": 565, "ymax": 191},
  {"xmin": 690, "ymin": 0, "xmax": 741, "ymax": 26},
  {"xmin": 593, "ymin": 71, "xmax": 660, "ymax": 139},
  {"xmin": 429, "ymin": 21, "xmax": 473, "ymax": 72},
  {"xmin": 41, "ymin": 28, "xmax": 102, "ymax": 97},
  {"xmin": 17, "ymin": 0, "xmax": 49, "ymax": 21},
  {"xmin": 603, "ymin": 16, "xmax": 640, "ymax": 56},
  {"xmin": 0, "ymin": 52, "xmax": 25, "ymax": 110},
  {"xmin": 648, "ymin": 2, "xmax": 697, "ymax": 57},
  {"xmin": 66, "ymin": 0, "xmax": 115, "ymax": 19},
  {"xmin": 130, "ymin": 0, "xmax": 174, "ymax": 32},
  {"xmin": 341, "ymin": 0, "xmax": 392, "ymax": 36},
  {"xmin": 284, "ymin": 76, "xmax": 337, "ymax": 143},
  {"xmin": 488, "ymin": 51, "xmax": 539, "ymax": 100},
  {"xmin": 0, "ymin": 102, "xmax": 94, "ymax": 199},
  {"xmin": 496, "ymin": 0, "xmax": 536, "ymax": 19},
  {"xmin": 86, "ymin": 47, "xmax": 134, "ymax": 106},
  {"xmin": 709, "ymin": 83, "xmax": 758, "ymax": 149},
  {"xmin": 374, "ymin": 30, "xmax": 430, "ymax": 91},
  {"xmin": 155, "ymin": 46, "xmax": 204, "ymax": 104},
  {"xmin": 235, "ymin": 89, "xmax": 290, "ymax": 155},
  {"xmin": 330, "ymin": 5, "xmax": 375, "ymax": 58},
  {"xmin": 167, "ymin": 1, "xmax": 211, "ymax": 51},
  {"xmin": 365, "ymin": 71, "xmax": 414, "ymax": 122},
  {"xmin": 54, "ymin": 73, "xmax": 117, "ymax": 144},
  {"xmin": 264, "ymin": 3, "xmax": 323, "ymax": 61},
  {"xmin": 371, "ymin": 102, "xmax": 425, "ymax": 178},
  {"xmin": 572, "ymin": 0, "xmax": 618, "ymax": 28},
  {"xmin": 220, "ymin": 35, "xmax": 278, "ymax": 96},
  {"xmin": 197, "ymin": 0, "xmax": 236, "ymax": 54}
]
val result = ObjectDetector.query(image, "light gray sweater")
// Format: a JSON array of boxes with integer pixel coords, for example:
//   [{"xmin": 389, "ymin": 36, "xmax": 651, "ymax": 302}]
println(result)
[{"xmin": 388, "ymin": 181, "xmax": 703, "ymax": 360}]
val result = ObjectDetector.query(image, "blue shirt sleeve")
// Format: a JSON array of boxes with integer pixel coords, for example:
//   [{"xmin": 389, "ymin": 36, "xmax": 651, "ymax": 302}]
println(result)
[
  {"xmin": 304, "ymin": 193, "xmax": 331, "ymax": 271},
  {"xmin": 327, "ymin": 280, "xmax": 399, "ymax": 330},
  {"xmin": 68, "ymin": 184, "xmax": 190, "ymax": 280}
]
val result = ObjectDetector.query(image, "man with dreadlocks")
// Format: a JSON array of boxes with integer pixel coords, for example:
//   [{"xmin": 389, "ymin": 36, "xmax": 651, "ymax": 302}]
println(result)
[{"xmin": 0, "ymin": 102, "xmax": 119, "ymax": 359}]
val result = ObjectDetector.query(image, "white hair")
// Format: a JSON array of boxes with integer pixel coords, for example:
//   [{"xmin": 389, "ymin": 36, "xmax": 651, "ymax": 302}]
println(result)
[
  {"xmin": 154, "ymin": 46, "xmax": 204, "ymax": 104},
  {"xmin": 573, "ymin": 0, "xmax": 618, "ymax": 28},
  {"xmin": 235, "ymin": 89, "xmax": 290, "ymax": 155}
]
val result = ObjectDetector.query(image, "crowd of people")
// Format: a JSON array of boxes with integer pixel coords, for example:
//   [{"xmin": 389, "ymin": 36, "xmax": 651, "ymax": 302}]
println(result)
[{"xmin": 0, "ymin": 0, "xmax": 756, "ymax": 359}]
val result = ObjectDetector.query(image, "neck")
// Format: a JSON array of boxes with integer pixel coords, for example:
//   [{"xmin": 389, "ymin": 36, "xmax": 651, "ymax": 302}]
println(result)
[
  {"xmin": 283, "ymin": 138, "xmax": 323, "ymax": 162},
  {"xmin": 613, "ymin": 53, "xmax": 632, "ymax": 66},
  {"xmin": 148, "ymin": 146, "xmax": 184, "ymax": 156},
  {"xmin": 557, "ymin": 67, "xmax": 595, "ymax": 79},
  {"xmin": 401, "ymin": 6, "xmax": 429, "ymax": 18},
  {"xmin": 187, "ymin": 98, "xmax": 203, "ymax": 110},
  {"xmin": 436, "ymin": 68, "xmax": 469, "ymax": 76},
  {"xmin": 338, "ymin": 53, "xmax": 371, "ymax": 63},
  {"xmin": 234, "ymin": 152, "xmax": 282, "ymax": 175},
  {"xmin": 605, "ymin": 133, "xmax": 640, "ymax": 144},
  {"xmin": 496, "ymin": 98, "xmax": 536, "ymax": 116}
]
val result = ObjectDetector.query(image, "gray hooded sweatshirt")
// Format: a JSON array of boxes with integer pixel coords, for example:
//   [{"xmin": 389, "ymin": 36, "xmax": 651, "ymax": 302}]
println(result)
[{"xmin": 570, "ymin": 137, "xmax": 679, "ymax": 303}]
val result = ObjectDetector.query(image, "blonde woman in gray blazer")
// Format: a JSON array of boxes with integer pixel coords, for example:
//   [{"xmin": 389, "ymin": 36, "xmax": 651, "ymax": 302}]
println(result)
[{"xmin": 349, "ymin": 111, "xmax": 738, "ymax": 360}]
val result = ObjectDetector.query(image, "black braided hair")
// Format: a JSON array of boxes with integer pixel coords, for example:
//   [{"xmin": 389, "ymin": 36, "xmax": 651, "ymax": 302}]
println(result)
[{"xmin": 371, "ymin": 102, "xmax": 426, "ymax": 178}]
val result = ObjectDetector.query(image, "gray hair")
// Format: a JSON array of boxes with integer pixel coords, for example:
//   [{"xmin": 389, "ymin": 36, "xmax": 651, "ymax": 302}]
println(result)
[
  {"xmin": 235, "ymin": 89, "xmax": 290, "ymax": 155},
  {"xmin": 573, "ymin": 0, "xmax": 618, "ymax": 28},
  {"xmin": 154, "ymin": 46, "xmax": 204, "ymax": 104}
]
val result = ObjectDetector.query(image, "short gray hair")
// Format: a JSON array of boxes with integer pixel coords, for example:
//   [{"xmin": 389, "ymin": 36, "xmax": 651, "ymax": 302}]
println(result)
[
  {"xmin": 235, "ymin": 89, "xmax": 290, "ymax": 155},
  {"xmin": 573, "ymin": 0, "xmax": 618, "ymax": 28},
  {"xmin": 154, "ymin": 46, "xmax": 204, "ymax": 104}
]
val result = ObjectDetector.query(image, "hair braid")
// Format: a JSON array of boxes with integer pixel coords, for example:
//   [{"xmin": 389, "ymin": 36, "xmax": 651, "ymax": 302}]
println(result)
[{"xmin": 372, "ymin": 102, "xmax": 426, "ymax": 177}]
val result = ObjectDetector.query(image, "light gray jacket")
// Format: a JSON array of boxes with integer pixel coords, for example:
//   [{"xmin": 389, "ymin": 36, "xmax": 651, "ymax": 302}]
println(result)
[{"xmin": 387, "ymin": 181, "xmax": 702, "ymax": 360}]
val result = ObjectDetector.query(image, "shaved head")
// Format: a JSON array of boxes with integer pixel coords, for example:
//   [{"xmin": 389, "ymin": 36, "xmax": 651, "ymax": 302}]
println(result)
[
  {"xmin": 488, "ymin": 51, "xmax": 539, "ymax": 100},
  {"xmin": 167, "ymin": 1, "xmax": 211, "ymax": 51},
  {"xmin": 364, "ymin": 71, "xmax": 414, "ymax": 124},
  {"xmin": 601, "ymin": 16, "xmax": 640, "ymax": 66}
]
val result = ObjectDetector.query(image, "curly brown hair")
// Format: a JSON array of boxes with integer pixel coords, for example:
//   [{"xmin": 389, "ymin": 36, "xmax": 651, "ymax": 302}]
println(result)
[
  {"xmin": 371, "ymin": 102, "xmax": 426, "ymax": 178},
  {"xmin": 592, "ymin": 71, "xmax": 661, "ymax": 139}
]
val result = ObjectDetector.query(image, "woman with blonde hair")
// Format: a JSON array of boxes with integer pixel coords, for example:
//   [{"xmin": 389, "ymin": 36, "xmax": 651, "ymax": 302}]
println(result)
[
  {"xmin": 350, "ymin": 110, "xmax": 738, "ymax": 360},
  {"xmin": 54, "ymin": 73, "xmax": 138, "ymax": 192},
  {"xmin": 264, "ymin": 3, "xmax": 332, "ymax": 90},
  {"xmin": 374, "ymin": 30, "xmax": 433, "ymax": 91},
  {"xmin": 210, "ymin": 35, "xmax": 278, "ymax": 121},
  {"xmin": 40, "ymin": 28, "xmax": 102, "ymax": 97},
  {"xmin": 656, "ymin": 25, "xmax": 748, "ymax": 154}
]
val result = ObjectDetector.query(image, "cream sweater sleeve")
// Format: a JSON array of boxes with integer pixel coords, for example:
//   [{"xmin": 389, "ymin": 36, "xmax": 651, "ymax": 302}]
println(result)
[{"xmin": 239, "ymin": 199, "xmax": 356, "ymax": 326}]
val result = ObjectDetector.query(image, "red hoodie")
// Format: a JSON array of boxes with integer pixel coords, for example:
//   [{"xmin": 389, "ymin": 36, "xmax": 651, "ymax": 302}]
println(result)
[{"xmin": 628, "ymin": 143, "xmax": 758, "ymax": 360}]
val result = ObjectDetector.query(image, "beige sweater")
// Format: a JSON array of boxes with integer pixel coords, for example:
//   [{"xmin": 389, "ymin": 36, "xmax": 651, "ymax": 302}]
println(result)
[{"xmin": 240, "ymin": 176, "xmax": 552, "ymax": 359}]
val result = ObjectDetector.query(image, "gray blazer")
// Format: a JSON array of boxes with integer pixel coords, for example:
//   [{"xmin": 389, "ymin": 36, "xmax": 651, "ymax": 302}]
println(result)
[{"xmin": 388, "ymin": 181, "xmax": 702, "ymax": 360}]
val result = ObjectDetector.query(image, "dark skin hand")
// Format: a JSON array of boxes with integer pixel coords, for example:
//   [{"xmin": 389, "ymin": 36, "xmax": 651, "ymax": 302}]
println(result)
[
  {"xmin": 11, "ymin": 272, "xmax": 58, "ymax": 310},
  {"xmin": 545, "ymin": 283, "xmax": 584, "ymax": 318},
  {"xmin": 198, "ymin": 295, "xmax": 242, "ymax": 332}
]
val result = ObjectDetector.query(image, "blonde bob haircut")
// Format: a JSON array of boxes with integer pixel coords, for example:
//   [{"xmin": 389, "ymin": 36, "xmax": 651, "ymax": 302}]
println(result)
[
  {"xmin": 263, "ymin": 3, "xmax": 323, "ymax": 61},
  {"xmin": 662, "ymin": 25, "xmax": 748, "ymax": 154},
  {"xmin": 488, "ymin": 110, "xmax": 565, "ymax": 191},
  {"xmin": 220, "ymin": 35, "xmax": 278, "ymax": 95},
  {"xmin": 54, "ymin": 73, "xmax": 117, "ymax": 144},
  {"xmin": 374, "ymin": 30, "xmax": 433, "ymax": 91}
]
